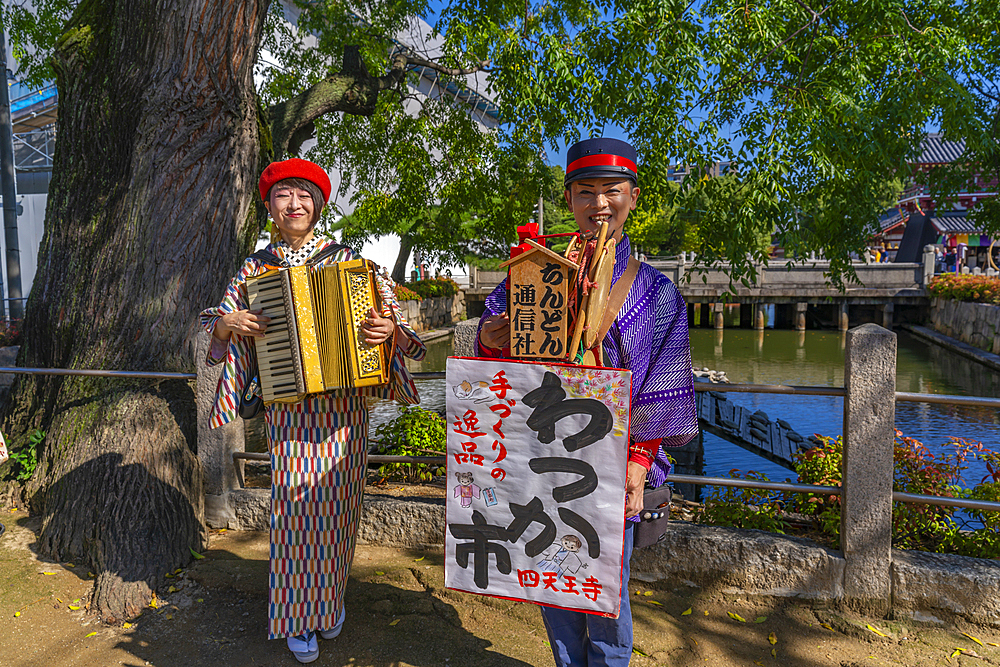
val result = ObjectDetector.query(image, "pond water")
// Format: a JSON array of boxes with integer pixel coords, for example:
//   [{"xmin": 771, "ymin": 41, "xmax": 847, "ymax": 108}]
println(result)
[{"xmin": 374, "ymin": 328, "xmax": 1000, "ymax": 491}]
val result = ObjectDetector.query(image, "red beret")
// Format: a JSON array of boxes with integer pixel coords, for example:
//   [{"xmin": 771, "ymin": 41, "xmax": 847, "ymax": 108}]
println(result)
[{"xmin": 258, "ymin": 158, "xmax": 332, "ymax": 205}]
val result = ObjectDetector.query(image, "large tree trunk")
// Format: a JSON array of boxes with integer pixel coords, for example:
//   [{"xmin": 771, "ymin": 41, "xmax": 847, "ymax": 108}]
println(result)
[{"xmin": 0, "ymin": 0, "xmax": 268, "ymax": 622}]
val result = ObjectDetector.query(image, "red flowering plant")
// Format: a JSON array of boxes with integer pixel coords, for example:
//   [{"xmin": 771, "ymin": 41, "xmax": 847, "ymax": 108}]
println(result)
[
  {"xmin": 0, "ymin": 319, "xmax": 23, "ymax": 347},
  {"xmin": 928, "ymin": 273, "xmax": 1000, "ymax": 305},
  {"xmin": 395, "ymin": 284, "xmax": 422, "ymax": 302}
]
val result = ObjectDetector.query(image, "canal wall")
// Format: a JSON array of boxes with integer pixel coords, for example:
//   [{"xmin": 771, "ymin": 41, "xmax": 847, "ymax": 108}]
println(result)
[
  {"xmin": 928, "ymin": 297, "xmax": 1000, "ymax": 356},
  {"xmin": 396, "ymin": 294, "xmax": 465, "ymax": 333}
]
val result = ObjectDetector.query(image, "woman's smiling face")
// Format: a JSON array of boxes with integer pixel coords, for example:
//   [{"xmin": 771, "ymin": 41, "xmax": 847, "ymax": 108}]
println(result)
[
  {"xmin": 265, "ymin": 184, "xmax": 317, "ymax": 238},
  {"xmin": 564, "ymin": 177, "xmax": 640, "ymax": 242}
]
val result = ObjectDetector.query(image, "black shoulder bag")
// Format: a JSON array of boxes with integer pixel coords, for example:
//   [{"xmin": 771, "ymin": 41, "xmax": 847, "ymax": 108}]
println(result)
[{"xmin": 237, "ymin": 244, "xmax": 352, "ymax": 419}]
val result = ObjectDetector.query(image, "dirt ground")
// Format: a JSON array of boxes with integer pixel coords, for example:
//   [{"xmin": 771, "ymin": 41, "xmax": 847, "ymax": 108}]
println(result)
[{"xmin": 4, "ymin": 506, "xmax": 1000, "ymax": 667}]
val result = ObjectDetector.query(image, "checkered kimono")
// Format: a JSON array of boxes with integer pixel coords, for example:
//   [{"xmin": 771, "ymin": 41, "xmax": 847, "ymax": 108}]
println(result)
[{"xmin": 200, "ymin": 238, "xmax": 425, "ymax": 639}]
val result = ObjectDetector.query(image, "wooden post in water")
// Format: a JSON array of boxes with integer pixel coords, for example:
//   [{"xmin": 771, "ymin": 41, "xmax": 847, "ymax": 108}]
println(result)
[{"xmin": 841, "ymin": 323, "xmax": 896, "ymax": 616}]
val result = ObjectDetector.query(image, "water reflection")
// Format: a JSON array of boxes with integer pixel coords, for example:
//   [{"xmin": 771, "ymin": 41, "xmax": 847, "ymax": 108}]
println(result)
[{"xmin": 689, "ymin": 328, "xmax": 1000, "ymax": 483}]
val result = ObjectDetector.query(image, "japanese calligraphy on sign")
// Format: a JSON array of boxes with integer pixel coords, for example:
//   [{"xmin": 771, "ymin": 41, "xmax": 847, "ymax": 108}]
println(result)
[
  {"xmin": 445, "ymin": 357, "xmax": 631, "ymax": 617},
  {"xmin": 499, "ymin": 240, "xmax": 578, "ymax": 360}
]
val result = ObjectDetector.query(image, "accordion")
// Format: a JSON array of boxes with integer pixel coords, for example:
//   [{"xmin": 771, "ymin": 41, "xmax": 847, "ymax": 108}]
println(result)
[{"xmin": 245, "ymin": 258, "xmax": 392, "ymax": 403}]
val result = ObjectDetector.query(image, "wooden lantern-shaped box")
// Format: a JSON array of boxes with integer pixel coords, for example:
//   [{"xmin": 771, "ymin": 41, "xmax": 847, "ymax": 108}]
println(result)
[{"xmin": 498, "ymin": 239, "xmax": 579, "ymax": 360}]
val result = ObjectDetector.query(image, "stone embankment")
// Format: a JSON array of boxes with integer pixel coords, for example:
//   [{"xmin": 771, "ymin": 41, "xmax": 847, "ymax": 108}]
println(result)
[{"xmin": 928, "ymin": 297, "xmax": 1000, "ymax": 357}]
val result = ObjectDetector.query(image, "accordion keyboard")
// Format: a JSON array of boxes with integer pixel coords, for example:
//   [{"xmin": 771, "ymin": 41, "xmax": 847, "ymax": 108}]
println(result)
[{"xmin": 247, "ymin": 271, "xmax": 304, "ymax": 402}]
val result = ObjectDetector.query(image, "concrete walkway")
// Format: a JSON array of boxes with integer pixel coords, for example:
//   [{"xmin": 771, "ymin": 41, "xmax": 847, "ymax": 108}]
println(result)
[{"xmin": 5, "ymin": 511, "xmax": 1000, "ymax": 667}]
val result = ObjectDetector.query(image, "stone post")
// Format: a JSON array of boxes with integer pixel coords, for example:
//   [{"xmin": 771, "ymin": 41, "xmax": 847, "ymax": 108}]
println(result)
[
  {"xmin": 922, "ymin": 244, "xmax": 935, "ymax": 285},
  {"xmin": 195, "ymin": 330, "xmax": 245, "ymax": 528},
  {"xmin": 754, "ymin": 303, "xmax": 766, "ymax": 330},
  {"xmin": 794, "ymin": 302, "xmax": 807, "ymax": 331},
  {"xmin": 838, "ymin": 302, "xmax": 849, "ymax": 331},
  {"xmin": 841, "ymin": 324, "xmax": 896, "ymax": 615},
  {"xmin": 713, "ymin": 302, "xmax": 725, "ymax": 330}
]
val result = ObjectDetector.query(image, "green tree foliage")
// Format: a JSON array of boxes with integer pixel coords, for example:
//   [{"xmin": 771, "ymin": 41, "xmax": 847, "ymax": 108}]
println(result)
[{"xmin": 5, "ymin": 0, "xmax": 994, "ymax": 283}]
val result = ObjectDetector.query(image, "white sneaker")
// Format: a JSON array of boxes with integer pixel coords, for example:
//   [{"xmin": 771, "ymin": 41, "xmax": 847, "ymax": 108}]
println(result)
[
  {"xmin": 320, "ymin": 609, "xmax": 347, "ymax": 640},
  {"xmin": 287, "ymin": 630, "xmax": 319, "ymax": 664}
]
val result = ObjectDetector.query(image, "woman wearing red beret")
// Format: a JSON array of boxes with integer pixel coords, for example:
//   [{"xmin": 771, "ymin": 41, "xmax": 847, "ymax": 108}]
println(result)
[{"xmin": 200, "ymin": 158, "xmax": 427, "ymax": 663}]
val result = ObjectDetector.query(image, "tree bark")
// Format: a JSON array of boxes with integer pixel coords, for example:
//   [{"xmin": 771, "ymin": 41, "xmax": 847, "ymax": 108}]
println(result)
[
  {"xmin": 392, "ymin": 233, "xmax": 415, "ymax": 284},
  {"xmin": 1, "ymin": 0, "xmax": 267, "ymax": 622}
]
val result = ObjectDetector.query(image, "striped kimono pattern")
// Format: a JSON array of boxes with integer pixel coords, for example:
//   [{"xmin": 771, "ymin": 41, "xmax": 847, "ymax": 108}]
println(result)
[{"xmin": 200, "ymin": 239, "xmax": 426, "ymax": 640}]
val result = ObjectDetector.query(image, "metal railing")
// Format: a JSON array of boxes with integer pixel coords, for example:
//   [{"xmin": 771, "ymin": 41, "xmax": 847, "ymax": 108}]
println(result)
[{"xmin": 3, "ymin": 365, "xmax": 999, "ymax": 512}]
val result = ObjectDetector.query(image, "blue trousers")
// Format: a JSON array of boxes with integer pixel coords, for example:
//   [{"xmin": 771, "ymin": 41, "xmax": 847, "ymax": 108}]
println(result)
[{"xmin": 540, "ymin": 524, "xmax": 634, "ymax": 667}]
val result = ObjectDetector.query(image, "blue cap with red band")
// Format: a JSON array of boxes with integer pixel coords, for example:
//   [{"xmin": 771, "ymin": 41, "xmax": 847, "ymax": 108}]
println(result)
[{"xmin": 565, "ymin": 137, "xmax": 638, "ymax": 187}]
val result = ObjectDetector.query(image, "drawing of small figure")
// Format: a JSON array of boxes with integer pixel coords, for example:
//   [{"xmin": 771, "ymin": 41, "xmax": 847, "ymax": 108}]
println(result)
[
  {"xmin": 536, "ymin": 535, "xmax": 588, "ymax": 579},
  {"xmin": 454, "ymin": 472, "xmax": 481, "ymax": 508},
  {"xmin": 452, "ymin": 379, "xmax": 494, "ymax": 404}
]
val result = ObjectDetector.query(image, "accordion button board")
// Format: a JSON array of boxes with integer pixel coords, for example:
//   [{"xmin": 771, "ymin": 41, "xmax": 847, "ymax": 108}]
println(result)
[{"xmin": 246, "ymin": 259, "xmax": 391, "ymax": 404}]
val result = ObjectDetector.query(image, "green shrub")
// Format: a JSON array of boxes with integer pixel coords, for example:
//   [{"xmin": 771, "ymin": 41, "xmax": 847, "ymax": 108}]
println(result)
[
  {"xmin": 395, "ymin": 284, "xmax": 422, "ymax": 302},
  {"xmin": 405, "ymin": 277, "xmax": 460, "ymax": 299},
  {"xmin": 702, "ymin": 431, "xmax": 1000, "ymax": 559},
  {"xmin": 928, "ymin": 273, "xmax": 1000, "ymax": 305},
  {"xmin": 5, "ymin": 429, "xmax": 45, "ymax": 481},
  {"xmin": 371, "ymin": 407, "xmax": 446, "ymax": 482},
  {"xmin": 699, "ymin": 469, "xmax": 790, "ymax": 534}
]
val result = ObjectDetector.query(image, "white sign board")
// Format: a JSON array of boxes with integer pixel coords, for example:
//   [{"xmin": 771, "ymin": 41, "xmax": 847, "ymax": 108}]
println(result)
[{"xmin": 444, "ymin": 357, "xmax": 631, "ymax": 617}]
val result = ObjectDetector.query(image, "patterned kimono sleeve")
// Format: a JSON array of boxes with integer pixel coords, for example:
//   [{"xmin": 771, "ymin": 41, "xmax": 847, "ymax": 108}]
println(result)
[
  {"xmin": 374, "ymin": 272, "xmax": 426, "ymax": 362},
  {"xmin": 199, "ymin": 258, "xmax": 262, "ymax": 428},
  {"xmin": 631, "ymin": 279, "xmax": 698, "ymax": 447},
  {"xmin": 474, "ymin": 280, "xmax": 509, "ymax": 358}
]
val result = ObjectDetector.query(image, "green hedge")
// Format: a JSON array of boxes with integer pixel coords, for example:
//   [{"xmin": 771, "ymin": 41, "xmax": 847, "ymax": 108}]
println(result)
[{"xmin": 404, "ymin": 277, "xmax": 460, "ymax": 299}]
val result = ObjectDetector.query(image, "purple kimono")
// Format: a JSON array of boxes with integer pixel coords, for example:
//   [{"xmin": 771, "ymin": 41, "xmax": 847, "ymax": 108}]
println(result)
[{"xmin": 477, "ymin": 234, "xmax": 698, "ymax": 496}]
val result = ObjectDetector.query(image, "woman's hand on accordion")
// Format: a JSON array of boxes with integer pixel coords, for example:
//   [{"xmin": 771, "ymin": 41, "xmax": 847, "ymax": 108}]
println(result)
[
  {"xmin": 216, "ymin": 309, "xmax": 271, "ymax": 339},
  {"xmin": 362, "ymin": 307, "xmax": 395, "ymax": 346}
]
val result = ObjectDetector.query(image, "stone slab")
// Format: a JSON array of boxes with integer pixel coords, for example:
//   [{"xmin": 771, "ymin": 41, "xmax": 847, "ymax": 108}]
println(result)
[
  {"xmin": 892, "ymin": 549, "xmax": 1000, "ymax": 627},
  {"xmin": 903, "ymin": 323, "xmax": 1000, "ymax": 374},
  {"xmin": 452, "ymin": 317, "xmax": 481, "ymax": 357}
]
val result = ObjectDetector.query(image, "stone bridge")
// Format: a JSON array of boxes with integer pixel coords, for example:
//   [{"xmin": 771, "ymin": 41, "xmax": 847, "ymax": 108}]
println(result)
[{"xmin": 466, "ymin": 248, "xmax": 937, "ymax": 330}]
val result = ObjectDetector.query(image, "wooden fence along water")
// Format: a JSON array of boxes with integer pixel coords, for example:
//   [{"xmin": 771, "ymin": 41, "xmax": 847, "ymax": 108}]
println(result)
[{"xmin": 695, "ymin": 389, "xmax": 814, "ymax": 470}]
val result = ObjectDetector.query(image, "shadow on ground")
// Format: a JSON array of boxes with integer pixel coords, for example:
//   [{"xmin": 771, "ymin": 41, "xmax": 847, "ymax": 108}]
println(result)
[{"xmin": 5, "ymin": 515, "xmax": 1000, "ymax": 666}]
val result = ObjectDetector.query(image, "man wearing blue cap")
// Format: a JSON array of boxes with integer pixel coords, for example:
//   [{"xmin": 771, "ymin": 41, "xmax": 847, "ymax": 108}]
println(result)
[{"xmin": 477, "ymin": 137, "xmax": 698, "ymax": 666}]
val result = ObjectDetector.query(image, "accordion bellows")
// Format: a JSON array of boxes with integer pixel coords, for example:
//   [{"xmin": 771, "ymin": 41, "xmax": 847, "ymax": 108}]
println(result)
[{"xmin": 246, "ymin": 259, "xmax": 391, "ymax": 403}]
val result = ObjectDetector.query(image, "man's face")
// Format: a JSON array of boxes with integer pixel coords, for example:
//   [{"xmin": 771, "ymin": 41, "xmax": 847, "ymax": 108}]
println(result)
[{"xmin": 564, "ymin": 177, "xmax": 640, "ymax": 242}]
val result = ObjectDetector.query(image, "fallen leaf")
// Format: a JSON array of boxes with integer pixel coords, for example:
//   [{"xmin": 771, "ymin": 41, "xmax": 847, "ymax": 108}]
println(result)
[
  {"xmin": 727, "ymin": 611, "xmax": 747, "ymax": 623},
  {"xmin": 951, "ymin": 648, "xmax": 964, "ymax": 657},
  {"xmin": 704, "ymin": 611, "xmax": 709, "ymax": 616},
  {"xmin": 123, "ymin": 623, "xmax": 132, "ymax": 629},
  {"xmin": 68, "ymin": 605, "xmax": 80, "ymax": 611},
  {"xmin": 65, "ymin": 563, "xmax": 75, "ymax": 568},
  {"xmin": 189, "ymin": 547, "xmax": 205, "ymax": 560},
  {"xmin": 88, "ymin": 572, "xmax": 96, "ymax": 579},
  {"xmin": 543, "ymin": 641, "xmax": 550, "ymax": 648},
  {"xmin": 14, "ymin": 612, "xmax": 20, "ymax": 617},
  {"xmin": 219, "ymin": 528, "xmax": 227, "ymax": 532},
  {"xmin": 632, "ymin": 647, "xmax": 649, "ymax": 657},
  {"xmin": 85, "ymin": 632, "xmax": 97, "ymax": 638},
  {"xmin": 754, "ymin": 616, "xmax": 767, "ymax": 623},
  {"xmin": 174, "ymin": 568, "xmax": 183, "ymax": 574},
  {"xmin": 988, "ymin": 642, "xmax": 1000, "ymax": 647},
  {"xmin": 962, "ymin": 632, "xmax": 985, "ymax": 647},
  {"xmin": 768, "ymin": 632, "xmax": 777, "ymax": 645},
  {"xmin": 165, "ymin": 614, "xmax": 173, "ymax": 620},
  {"xmin": 414, "ymin": 556, "xmax": 425, "ymax": 562},
  {"xmin": 755, "ymin": 661, "xmax": 764, "ymax": 666},
  {"xmin": 648, "ymin": 601, "xmax": 662, "ymax": 606},
  {"xmin": 57, "ymin": 598, "xmax": 63, "ymax": 603},
  {"xmin": 771, "ymin": 648, "xmax": 776, "ymax": 658},
  {"xmin": 389, "ymin": 619, "xmax": 399, "ymax": 626},
  {"xmin": 692, "ymin": 638, "xmax": 698, "ymax": 646},
  {"xmin": 643, "ymin": 591, "xmax": 653, "ymax": 596},
  {"xmin": 375, "ymin": 571, "xmax": 385, "ymax": 576},
  {"xmin": 42, "ymin": 572, "xmax": 56, "ymax": 576},
  {"xmin": 168, "ymin": 586, "xmax": 178, "ymax": 593},
  {"xmin": 681, "ymin": 607, "xmax": 692, "ymax": 616},
  {"xmin": 866, "ymin": 624, "xmax": 889, "ymax": 638},
  {"xmin": 197, "ymin": 598, "xmax": 204, "ymax": 603},
  {"xmin": 164, "ymin": 573, "xmax": 174, "ymax": 578},
  {"xmin": 821, "ymin": 623, "xmax": 834, "ymax": 631}
]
